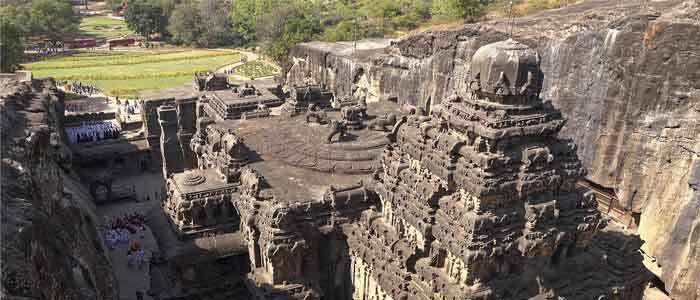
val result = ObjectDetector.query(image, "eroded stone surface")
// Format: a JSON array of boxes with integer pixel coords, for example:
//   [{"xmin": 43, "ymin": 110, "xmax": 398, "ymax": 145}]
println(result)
[{"xmin": 1, "ymin": 78, "xmax": 117, "ymax": 299}]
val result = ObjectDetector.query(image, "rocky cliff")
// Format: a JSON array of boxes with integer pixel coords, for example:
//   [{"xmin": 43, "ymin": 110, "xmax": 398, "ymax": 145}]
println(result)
[
  {"xmin": 1, "ymin": 79, "xmax": 118, "ymax": 299},
  {"xmin": 284, "ymin": 1, "xmax": 699, "ymax": 299}
]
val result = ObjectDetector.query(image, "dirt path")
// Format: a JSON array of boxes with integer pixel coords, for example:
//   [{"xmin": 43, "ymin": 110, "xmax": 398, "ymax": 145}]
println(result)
[
  {"xmin": 107, "ymin": 13, "xmax": 125, "ymax": 21},
  {"xmin": 216, "ymin": 49, "xmax": 259, "ymax": 74}
]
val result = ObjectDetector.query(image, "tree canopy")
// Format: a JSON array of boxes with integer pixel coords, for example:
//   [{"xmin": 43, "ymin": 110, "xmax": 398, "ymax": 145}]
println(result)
[
  {"xmin": 431, "ymin": 0, "xmax": 485, "ymax": 21},
  {"xmin": 167, "ymin": 0, "xmax": 240, "ymax": 47},
  {"xmin": 225, "ymin": 0, "xmax": 486, "ymax": 61},
  {"xmin": 1, "ymin": 18, "xmax": 23, "ymax": 72},
  {"xmin": 29, "ymin": 0, "xmax": 81, "ymax": 42},
  {"xmin": 0, "ymin": 0, "xmax": 82, "ymax": 72},
  {"xmin": 257, "ymin": 3, "xmax": 323, "ymax": 61},
  {"xmin": 167, "ymin": 0, "xmax": 201, "ymax": 45},
  {"xmin": 126, "ymin": 0, "xmax": 490, "ymax": 60},
  {"xmin": 0, "ymin": 0, "xmax": 492, "ymax": 67},
  {"xmin": 124, "ymin": 0, "xmax": 169, "ymax": 38},
  {"xmin": 0, "ymin": 0, "xmax": 81, "ymax": 43}
]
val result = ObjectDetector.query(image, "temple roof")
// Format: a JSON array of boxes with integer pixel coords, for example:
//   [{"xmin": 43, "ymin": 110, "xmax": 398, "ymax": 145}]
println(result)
[
  {"xmin": 469, "ymin": 39, "xmax": 542, "ymax": 101},
  {"xmin": 171, "ymin": 168, "xmax": 237, "ymax": 197}
]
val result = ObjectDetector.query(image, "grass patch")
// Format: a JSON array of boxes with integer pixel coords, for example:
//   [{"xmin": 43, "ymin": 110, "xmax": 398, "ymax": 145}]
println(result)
[
  {"xmin": 85, "ymin": 76, "xmax": 194, "ymax": 98},
  {"xmin": 25, "ymin": 50, "xmax": 240, "ymax": 98},
  {"xmin": 25, "ymin": 50, "xmax": 235, "ymax": 70},
  {"xmin": 79, "ymin": 16, "xmax": 136, "ymax": 39},
  {"xmin": 234, "ymin": 61, "xmax": 279, "ymax": 79}
]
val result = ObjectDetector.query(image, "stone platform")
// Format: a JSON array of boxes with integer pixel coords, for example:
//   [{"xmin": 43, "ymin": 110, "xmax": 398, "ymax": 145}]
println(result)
[
  {"xmin": 253, "ymin": 120, "xmax": 389, "ymax": 174},
  {"xmin": 207, "ymin": 101, "xmax": 400, "ymax": 202}
]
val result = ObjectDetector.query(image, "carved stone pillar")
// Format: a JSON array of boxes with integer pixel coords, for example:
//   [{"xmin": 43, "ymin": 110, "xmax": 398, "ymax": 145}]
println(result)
[
  {"xmin": 158, "ymin": 105, "xmax": 185, "ymax": 178},
  {"xmin": 142, "ymin": 98, "xmax": 172, "ymax": 154},
  {"xmin": 176, "ymin": 97, "xmax": 198, "ymax": 169}
]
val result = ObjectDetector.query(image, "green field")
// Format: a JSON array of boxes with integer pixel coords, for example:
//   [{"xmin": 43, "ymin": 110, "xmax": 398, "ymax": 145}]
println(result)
[
  {"xmin": 234, "ymin": 61, "xmax": 279, "ymax": 79},
  {"xmin": 25, "ymin": 50, "xmax": 241, "ymax": 98},
  {"xmin": 79, "ymin": 16, "xmax": 136, "ymax": 39}
]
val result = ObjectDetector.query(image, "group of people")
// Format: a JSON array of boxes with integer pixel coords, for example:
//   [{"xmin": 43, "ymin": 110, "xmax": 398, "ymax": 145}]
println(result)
[
  {"xmin": 118, "ymin": 98, "xmax": 140, "ymax": 122},
  {"xmin": 28, "ymin": 43, "xmax": 66, "ymax": 56},
  {"xmin": 127, "ymin": 240, "xmax": 147, "ymax": 269},
  {"xmin": 109, "ymin": 213, "xmax": 147, "ymax": 233},
  {"xmin": 104, "ymin": 213, "xmax": 148, "ymax": 269},
  {"xmin": 66, "ymin": 121, "xmax": 121, "ymax": 144},
  {"xmin": 62, "ymin": 81, "xmax": 99, "ymax": 96}
]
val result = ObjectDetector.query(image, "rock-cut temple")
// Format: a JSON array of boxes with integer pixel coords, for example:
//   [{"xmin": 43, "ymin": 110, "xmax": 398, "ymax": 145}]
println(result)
[{"xmin": 158, "ymin": 40, "xmax": 652, "ymax": 300}]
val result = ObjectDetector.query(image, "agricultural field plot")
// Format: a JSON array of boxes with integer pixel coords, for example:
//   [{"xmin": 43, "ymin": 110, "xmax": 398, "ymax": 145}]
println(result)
[
  {"xmin": 24, "ymin": 50, "xmax": 241, "ymax": 98},
  {"xmin": 234, "ymin": 61, "xmax": 280, "ymax": 79},
  {"xmin": 79, "ymin": 16, "xmax": 136, "ymax": 39}
]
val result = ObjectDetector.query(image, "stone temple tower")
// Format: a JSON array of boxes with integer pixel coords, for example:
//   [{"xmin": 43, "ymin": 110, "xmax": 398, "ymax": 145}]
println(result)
[{"xmin": 343, "ymin": 39, "xmax": 630, "ymax": 299}]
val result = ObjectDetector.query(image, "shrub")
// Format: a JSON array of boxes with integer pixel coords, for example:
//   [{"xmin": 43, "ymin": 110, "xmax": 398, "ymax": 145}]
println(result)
[{"xmin": 234, "ymin": 61, "xmax": 279, "ymax": 79}]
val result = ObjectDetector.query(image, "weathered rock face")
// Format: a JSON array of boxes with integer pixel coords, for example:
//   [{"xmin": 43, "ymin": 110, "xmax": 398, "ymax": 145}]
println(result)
[
  {"xmin": 1, "ymin": 79, "xmax": 117, "ymax": 299},
  {"xmin": 284, "ymin": 1, "xmax": 700, "ymax": 299}
]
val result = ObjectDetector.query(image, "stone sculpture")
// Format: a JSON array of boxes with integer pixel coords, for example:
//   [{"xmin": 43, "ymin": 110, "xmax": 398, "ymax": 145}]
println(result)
[
  {"xmin": 241, "ymin": 103, "xmax": 271, "ymax": 119},
  {"xmin": 280, "ymin": 82, "xmax": 334, "ymax": 116},
  {"xmin": 304, "ymin": 104, "xmax": 328, "ymax": 124},
  {"xmin": 194, "ymin": 72, "xmax": 229, "ymax": 91},
  {"xmin": 325, "ymin": 120, "xmax": 348, "ymax": 144},
  {"xmin": 339, "ymin": 97, "xmax": 367, "ymax": 129},
  {"xmin": 368, "ymin": 113, "xmax": 397, "ymax": 131}
]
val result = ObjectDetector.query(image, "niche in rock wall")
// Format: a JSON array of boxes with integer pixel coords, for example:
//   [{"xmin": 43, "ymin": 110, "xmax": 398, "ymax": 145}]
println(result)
[{"xmin": 425, "ymin": 96, "xmax": 432, "ymax": 115}]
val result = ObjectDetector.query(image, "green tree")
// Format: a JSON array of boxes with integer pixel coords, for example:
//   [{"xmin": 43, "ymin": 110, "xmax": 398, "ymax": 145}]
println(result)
[
  {"xmin": 230, "ymin": 0, "xmax": 276, "ymax": 44},
  {"xmin": 321, "ymin": 20, "xmax": 363, "ymax": 42},
  {"xmin": 266, "ymin": 8, "xmax": 321, "ymax": 61},
  {"xmin": 124, "ymin": 0, "xmax": 169, "ymax": 39},
  {"xmin": 198, "ymin": 0, "xmax": 238, "ymax": 47},
  {"xmin": 256, "ymin": 3, "xmax": 322, "ymax": 61},
  {"xmin": 168, "ymin": 0, "xmax": 240, "ymax": 47},
  {"xmin": 431, "ymin": 0, "xmax": 484, "ymax": 21},
  {"xmin": 0, "ymin": 18, "xmax": 23, "ymax": 73},
  {"xmin": 167, "ymin": 0, "xmax": 201, "ymax": 45},
  {"xmin": 393, "ymin": 0, "xmax": 432, "ymax": 29},
  {"xmin": 29, "ymin": 0, "xmax": 81, "ymax": 43},
  {"xmin": 0, "ymin": 5, "xmax": 32, "ymax": 35}
]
